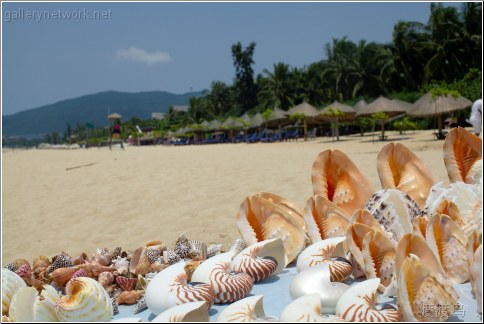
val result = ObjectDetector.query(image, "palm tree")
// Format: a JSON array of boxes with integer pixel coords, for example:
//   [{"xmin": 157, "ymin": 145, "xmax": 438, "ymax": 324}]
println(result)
[{"xmin": 259, "ymin": 63, "xmax": 295, "ymax": 110}]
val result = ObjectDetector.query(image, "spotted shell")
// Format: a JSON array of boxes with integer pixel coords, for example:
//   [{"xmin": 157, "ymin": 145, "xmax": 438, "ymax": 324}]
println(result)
[
  {"xmin": 296, "ymin": 237, "xmax": 352, "ymax": 282},
  {"xmin": 152, "ymin": 301, "xmax": 209, "ymax": 322},
  {"xmin": 189, "ymin": 240, "xmax": 208, "ymax": 260},
  {"xmin": 191, "ymin": 252, "xmax": 254, "ymax": 304},
  {"xmin": 48, "ymin": 253, "xmax": 74, "ymax": 274},
  {"xmin": 207, "ymin": 244, "xmax": 224, "ymax": 259},
  {"xmin": 216, "ymin": 295, "xmax": 276, "ymax": 322},
  {"xmin": 145, "ymin": 261, "xmax": 215, "ymax": 315},
  {"xmin": 113, "ymin": 257, "xmax": 130, "ymax": 276},
  {"xmin": 336, "ymin": 278, "xmax": 400, "ymax": 322},
  {"xmin": 55, "ymin": 277, "xmax": 113, "ymax": 322},
  {"xmin": 8, "ymin": 285, "xmax": 60, "ymax": 322},
  {"xmin": 280, "ymin": 294, "xmax": 346, "ymax": 322},
  {"xmin": 2, "ymin": 269, "xmax": 27, "ymax": 315}
]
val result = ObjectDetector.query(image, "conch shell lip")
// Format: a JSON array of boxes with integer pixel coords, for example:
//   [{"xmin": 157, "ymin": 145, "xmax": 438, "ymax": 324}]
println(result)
[
  {"xmin": 151, "ymin": 301, "xmax": 209, "ymax": 323},
  {"xmin": 216, "ymin": 295, "xmax": 276, "ymax": 322}
]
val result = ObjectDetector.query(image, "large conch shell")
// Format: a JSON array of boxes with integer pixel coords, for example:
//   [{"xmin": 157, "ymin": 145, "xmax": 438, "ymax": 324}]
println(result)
[
  {"xmin": 377, "ymin": 143, "xmax": 437, "ymax": 208},
  {"xmin": 230, "ymin": 238, "xmax": 285, "ymax": 282},
  {"xmin": 152, "ymin": 301, "xmax": 209, "ymax": 322},
  {"xmin": 304, "ymin": 195, "xmax": 350, "ymax": 243},
  {"xmin": 467, "ymin": 230, "xmax": 482, "ymax": 313},
  {"xmin": 311, "ymin": 149, "xmax": 374, "ymax": 215},
  {"xmin": 2, "ymin": 269, "xmax": 27, "ymax": 315},
  {"xmin": 236, "ymin": 194, "xmax": 306, "ymax": 264},
  {"xmin": 55, "ymin": 277, "xmax": 113, "ymax": 322},
  {"xmin": 216, "ymin": 295, "xmax": 276, "ymax": 322},
  {"xmin": 289, "ymin": 264, "xmax": 349, "ymax": 314},
  {"xmin": 336, "ymin": 278, "xmax": 400, "ymax": 322},
  {"xmin": 443, "ymin": 126, "xmax": 482, "ymax": 184},
  {"xmin": 426, "ymin": 214, "xmax": 469, "ymax": 284},
  {"xmin": 191, "ymin": 252, "xmax": 253, "ymax": 304},
  {"xmin": 296, "ymin": 237, "xmax": 352, "ymax": 282},
  {"xmin": 397, "ymin": 254, "xmax": 459, "ymax": 321},
  {"xmin": 361, "ymin": 231, "xmax": 396, "ymax": 291},
  {"xmin": 280, "ymin": 294, "xmax": 346, "ymax": 322},
  {"xmin": 145, "ymin": 261, "xmax": 214, "ymax": 315},
  {"xmin": 364, "ymin": 189, "xmax": 422, "ymax": 242},
  {"xmin": 8, "ymin": 285, "xmax": 60, "ymax": 322},
  {"xmin": 255, "ymin": 192, "xmax": 306, "ymax": 231}
]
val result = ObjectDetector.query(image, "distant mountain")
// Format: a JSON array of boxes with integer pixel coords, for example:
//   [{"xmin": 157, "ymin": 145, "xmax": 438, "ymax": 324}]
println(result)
[{"xmin": 2, "ymin": 90, "xmax": 202, "ymax": 136}]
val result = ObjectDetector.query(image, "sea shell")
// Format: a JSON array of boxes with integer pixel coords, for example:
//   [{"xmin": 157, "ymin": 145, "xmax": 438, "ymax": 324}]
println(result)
[
  {"xmin": 229, "ymin": 239, "xmax": 246, "ymax": 256},
  {"xmin": 118, "ymin": 290, "xmax": 143, "ymax": 305},
  {"xmin": 467, "ymin": 230, "xmax": 482, "ymax": 313},
  {"xmin": 304, "ymin": 195, "xmax": 350, "ymax": 243},
  {"xmin": 145, "ymin": 261, "xmax": 215, "ymax": 315},
  {"xmin": 77, "ymin": 260, "xmax": 115, "ymax": 277},
  {"xmin": 8, "ymin": 285, "xmax": 60, "ymax": 322},
  {"xmin": 206, "ymin": 244, "xmax": 225, "ymax": 259},
  {"xmin": 113, "ymin": 257, "xmax": 130, "ymax": 276},
  {"xmin": 184, "ymin": 259, "xmax": 204, "ymax": 282},
  {"xmin": 289, "ymin": 264, "xmax": 349, "ymax": 314},
  {"xmin": 216, "ymin": 295, "xmax": 276, "ymax": 322},
  {"xmin": 55, "ymin": 277, "xmax": 113, "ymax": 322},
  {"xmin": 164, "ymin": 249, "xmax": 182, "ymax": 265},
  {"xmin": 174, "ymin": 234, "xmax": 191, "ymax": 259},
  {"xmin": 254, "ymin": 192, "xmax": 306, "ymax": 232},
  {"xmin": 230, "ymin": 238, "xmax": 285, "ymax": 282},
  {"xmin": 191, "ymin": 252, "xmax": 254, "ymax": 304},
  {"xmin": 311, "ymin": 149, "xmax": 374, "ymax": 215},
  {"xmin": 412, "ymin": 215, "xmax": 428, "ymax": 239},
  {"xmin": 296, "ymin": 237, "xmax": 352, "ymax": 282},
  {"xmin": 133, "ymin": 296, "xmax": 147, "ymax": 314},
  {"xmin": 280, "ymin": 293, "xmax": 346, "ymax": 322},
  {"xmin": 146, "ymin": 246, "xmax": 163, "ymax": 264},
  {"xmin": 98, "ymin": 271, "xmax": 115, "ymax": 288},
  {"xmin": 111, "ymin": 247, "xmax": 122, "ymax": 261},
  {"xmin": 129, "ymin": 247, "xmax": 150, "ymax": 275},
  {"xmin": 189, "ymin": 240, "xmax": 208, "ymax": 260},
  {"xmin": 336, "ymin": 278, "xmax": 400, "ymax": 322},
  {"xmin": 236, "ymin": 194, "xmax": 306, "ymax": 264},
  {"xmin": 89, "ymin": 252, "xmax": 111, "ymax": 266},
  {"xmin": 364, "ymin": 189, "xmax": 422, "ymax": 242},
  {"xmin": 116, "ymin": 276, "xmax": 138, "ymax": 292},
  {"xmin": 152, "ymin": 301, "xmax": 209, "ymax": 322},
  {"xmin": 443, "ymin": 126, "xmax": 482, "ymax": 184},
  {"xmin": 377, "ymin": 142, "xmax": 437, "ymax": 208},
  {"xmin": 111, "ymin": 297, "xmax": 119, "ymax": 315},
  {"xmin": 426, "ymin": 214, "xmax": 469, "ymax": 284},
  {"xmin": 32, "ymin": 256, "xmax": 50, "ymax": 271},
  {"xmin": 397, "ymin": 254, "xmax": 459, "ymax": 321},
  {"xmin": 48, "ymin": 253, "xmax": 74, "ymax": 274},
  {"xmin": 2, "ymin": 269, "xmax": 27, "ymax": 315},
  {"xmin": 49, "ymin": 267, "xmax": 79, "ymax": 287}
]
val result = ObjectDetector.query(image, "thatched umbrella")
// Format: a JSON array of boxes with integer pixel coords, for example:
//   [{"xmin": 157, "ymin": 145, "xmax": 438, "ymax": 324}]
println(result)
[
  {"xmin": 286, "ymin": 102, "xmax": 320, "ymax": 140},
  {"xmin": 408, "ymin": 92, "xmax": 472, "ymax": 137},
  {"xmin": 319, "ymin": 101, "xmax": 356, "ymax": 141},
  {"xmin": 353, "ymin": 99, "xmax": 367, "ymax": 113},
  {"xmin": 107, "ymin": 112, "xmax": 122, "ymax": 120}
]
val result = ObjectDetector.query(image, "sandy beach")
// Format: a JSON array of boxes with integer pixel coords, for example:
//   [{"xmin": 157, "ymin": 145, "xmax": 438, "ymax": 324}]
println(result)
[{"xmin": 2, "ymin": 130, "xmax": 452, "ymax": 264}]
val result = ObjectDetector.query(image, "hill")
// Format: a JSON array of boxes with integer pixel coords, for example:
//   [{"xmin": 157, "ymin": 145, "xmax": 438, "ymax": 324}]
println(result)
[{"xmin": 2, "ymin": 90, "xmax": 201, "ymax": 136}]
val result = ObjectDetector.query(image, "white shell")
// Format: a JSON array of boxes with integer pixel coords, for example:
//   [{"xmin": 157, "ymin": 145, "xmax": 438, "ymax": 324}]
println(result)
[
  {"xmin": 289, "ymin": 264, "xmax": 349, "ymax": 314},
  {"xmin": 145, "ymin": 261, "xmax": 214, "ymax": 315},
  {"xmin": 216, "ymin": 295, "xmax": 276, "ymax": 322},
  {"xmin": 280, "ymin": 293, "xmax": 346, "ymax": 322},
  {"xmin": 151, "ymin": 301, "xmax": 209, "ymax": 322},
  {"xmin": 336, "ymin": 278, "xmax": 400, "ymax": 322},
  {"xmin": 296, "ymin": 237, "xmax": 352, "ymax": 282},
  {"xmin": 9, "ymin": 285, "xmax": 60, "ymax": 322},
  {"xmin": 191, "ymin": 252, "xmax": 253, "ymax": 304},
  {"xmin": 1, "ymin": 269, "xmax": 27, "ymax": 315},
  {"xmin": 113, "ymin": 257, "xmax": 130, "ymax": 276},
  {"xmin": 364, "ymin": 189, "xmax": 422, "ymax": 243},
  {"xmin": 55, "ymin": 277, "xmax": 113, "ymax": 322},
  {"xmin": 230, "ymin": 238, "xmax": 285, "ymax": 282}
]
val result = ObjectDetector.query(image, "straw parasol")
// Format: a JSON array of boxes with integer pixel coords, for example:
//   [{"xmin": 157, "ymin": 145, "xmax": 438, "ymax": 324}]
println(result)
[
  {"xmin": 107, "ymin": 112, "xmax": 122, "ymax": 120},
  {"xmin": 353, "ymin": 99, "xmax": 367, "ymax": 113},
  {"xmin": 408, "ymin": 92, "xmax": 472, "ymax": 137},
  {"xmin": 319, "ymin": 101, "xmax": 357, "ymax": 141},
  {"xmin": 286, "ymin": 102, "xmax": 320, "ymax": 140}
]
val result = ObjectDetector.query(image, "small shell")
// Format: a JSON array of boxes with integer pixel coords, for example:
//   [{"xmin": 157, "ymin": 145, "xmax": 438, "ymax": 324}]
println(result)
[
  {"xmin": 280, "ymin": 294, "xmax": 346, "ymax": 322},
  {"xmin": 184, "ymin": 259, "xmax": 203, "ymax": 282},
  {"xmin": 174, "ymin": 234, "xmax": 191, "ymax": 259},
  {"xmin": 336, "ymin": 278, "xmax": 400, "ymax": 322},
  {"xmin": 111, "ymin": 297, "xmax": 119, "ymax": 315},
  {"xmin": 146, "ymin": 246, "xmax": 162, "ymax": 264},
  {"xmin": 229, "ymin": 239, "xmax": 246, "ymax": 256},
  {"xmin": 426, "ymin": 214, "xmax": 469, "ymax": 284},
  {"xmin": 48, "ymin": 253, "xmax": 74, "ymax": 274},
  {"xmin": 191, "ymin": 252, "xmax": 253, "ymax": 304},
  {"xmin": 133, "ymin": 296, "xmax": 147, "ymax": 314},
  {"xmin": 118, "ymin": 290, "xmax": 143, "ymax": 305},
  {"xmin": 2, "ymin": 269, "xmax": 27, "ymax": 315},
  {"xmin": 145, "ymin": 261, "xmax": 215, "ymax": 315},
  {"xmin": 296, "ymin": 237, "xmax": 352, "ymax": 282},
  {"xmin": 206, "ymin": 244, "xmax": 224, "ymax": 259},
  {"xmin": 71, "ymin": 268, "xmax": 88, "ymax": 280},
  {"xmin": 230, "ymin": 238, "xmax": 285, "ymax": 282},
  {"xmin": 189, "ymin": 240, "xmax": 208, "ymax": 260},
  {"xmin": 98, "ymin": 271, "xmax": 115, "ymax": 288},
  {"xmin": 116, "ymin": 276, "xmax": 138, "ymax": 291},
  {"xmin": 289, "ymin": 265, "xmax": 349, "ymax": 314},
  {"xmin": 50, "ymin": 267, "xmax": 79, "ymax": 287},
  {"xmin": 152, "ymin": 301, "xmax": 209, "ymax": 322},
  {"xmin": 113, "ymin": 257, "xmax": 130, "ymax": 276},
  {"xmin": 32, "ymin": 256, "xmax": 50, "ymax": 271},
  {"xmin": 216, "ymin": 295, "xmax": 276, "ymax": 322},
  {"xmin": 77, "ymin": 260, "xmax": 115, "ymax": 277},
  {"xmin": 55, "ymin": 277, "xmax": 113, "ymax": 321},
  {"xmin": 8, "ymin": 285, "xmax": 60, "ymax": 322},
  {"xmin": 163, "ymin": 249, "xmax": 182, "ymax": 265}
]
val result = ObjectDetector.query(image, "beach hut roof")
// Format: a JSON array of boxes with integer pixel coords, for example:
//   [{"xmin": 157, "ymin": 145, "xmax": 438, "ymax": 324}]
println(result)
[
  {"xmin": 353, "ymin": 99, "xmax": 367, "ymax": 112},
  {"xmin": 355, "ymin": 96, "xmax": 407, "ymax": 117},
  {"xmin": 222, "ymin": 117, "xmax": 244, "ymax": 128},
  {"xmin": 250, "ymin": 113, "xmax": 265, "ymax": 128},
  {"xmin": 408, "ymin": 92, "xmax": 473, "ymax": 117},
  {"xmin": 321, "ymin": 101, "xmax": 356, "ymax": 114},
  {"xmin": 107, "ymin": 112, "xmax": 122, "ymax": 120},
  {"xmin": 286, "ymin": 102, "xmax": 320, "ymax": 117},
  {"xmin": 207, "ymin": 119, "xmax": 223, "ymax": 130}
]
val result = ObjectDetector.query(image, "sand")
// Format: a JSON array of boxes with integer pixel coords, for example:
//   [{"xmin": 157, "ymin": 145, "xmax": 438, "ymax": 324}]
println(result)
[{"xmin": 2, "ymin": 130, "xmax": 451, "ymax": 264}]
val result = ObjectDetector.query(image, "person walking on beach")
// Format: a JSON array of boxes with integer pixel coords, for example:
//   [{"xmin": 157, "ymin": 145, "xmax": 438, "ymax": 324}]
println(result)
[
  {"xmin": 468, "ymin": 99, "xmax": 482, "ymax": 137},
  {"xmin": 109, "ymin": 120, "xmax": 124, "ymax": 150}
]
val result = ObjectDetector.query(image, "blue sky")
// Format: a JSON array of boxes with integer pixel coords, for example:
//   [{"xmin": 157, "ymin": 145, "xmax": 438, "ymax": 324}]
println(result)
[{"xmin": 2, "ymin": 1, "xmax": 464, "ymax": 115}]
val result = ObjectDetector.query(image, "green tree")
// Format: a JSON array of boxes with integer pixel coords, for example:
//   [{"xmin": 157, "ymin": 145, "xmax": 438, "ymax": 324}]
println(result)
[
  {"xmin": 231, "ymin": 42, "xmax": 257, "ymax": 113},
  {"xmin": 321, "ymin": 107, "xmax": 344, "ymax": 141},
  {"xmin": 259, "ymin": 63, "xmax": 295, "ymax": 110}
]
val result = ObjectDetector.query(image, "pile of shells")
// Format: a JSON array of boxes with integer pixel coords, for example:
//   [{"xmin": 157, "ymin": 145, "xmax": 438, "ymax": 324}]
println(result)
[{"xmin": 2, "ymin": 127, "xmax": 482, "ymax": 322}]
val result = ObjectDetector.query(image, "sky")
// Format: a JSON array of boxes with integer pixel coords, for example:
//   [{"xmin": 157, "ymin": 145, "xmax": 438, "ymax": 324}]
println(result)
[{"xmin": 1, "ymin": 1, "xmax": 465, "ymax": 115}]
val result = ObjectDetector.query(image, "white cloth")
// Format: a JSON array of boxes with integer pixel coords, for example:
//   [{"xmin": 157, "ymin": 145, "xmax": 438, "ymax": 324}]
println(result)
[{"xmin": 468, "ymin": 99, "xmax": 482, "ymax": 135}]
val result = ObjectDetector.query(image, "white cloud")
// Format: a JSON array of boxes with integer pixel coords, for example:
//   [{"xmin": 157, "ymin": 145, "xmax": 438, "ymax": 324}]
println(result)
[{"xmin": 115, "ymin": 46, "xmax": 172, "ymax": 65}]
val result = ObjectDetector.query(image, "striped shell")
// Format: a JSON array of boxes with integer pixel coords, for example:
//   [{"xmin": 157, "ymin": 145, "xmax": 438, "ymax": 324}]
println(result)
[
  {"xmin": 55, "ymin": 277, "xmax": 113, "ymax": 322},
  {"xmin": 2, "ymin": 269, "xmax": 27, "ymax": 315},
  {"xmin": 116, "ymin": 276, "xmax": 138, "ymax": 292},
  {"xmin": 216, "ymin": 295, "xmax": 276, "ymax": 322},
  {"xmin": 145, "ymin": 261, "xmax": 215, "ymax": 315},
  {"xmin": 336, "ymin": 278, "xmax": 400, "ymax": 322},
  {"xmin": 191, "ymin": 252, "xmax": 254, "ymax": 304},
  {"xmin": 296, "ymin": 237, "xmax": 352, "ymax": 282},
  {"xmin": 9, "ymin": 286, "xmax": 60, "ymax": 322},
  {"xmin": 230, "ymin": 238, "xmax": 285, "ymax": 282},
  {"xmin": 280, "ymin": 294, "xmax": 346, "ymax": 322},
  {"xmin": 152, "ymin": 301, "xmax": 209, "ymax": 322}
]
